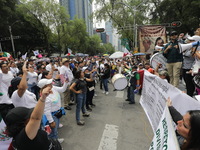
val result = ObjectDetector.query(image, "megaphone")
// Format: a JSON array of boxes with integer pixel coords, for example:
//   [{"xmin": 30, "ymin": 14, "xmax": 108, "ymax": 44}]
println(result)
[
  {"xmin": 179, "ymin": 41, "xmax": 200, "ymax": 53},
  {"xmin": 155, "ymin": 45, "xmax": 164, "ymax": 51}
]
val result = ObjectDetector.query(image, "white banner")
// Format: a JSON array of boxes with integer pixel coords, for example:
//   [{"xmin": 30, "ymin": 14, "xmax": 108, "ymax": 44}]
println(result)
[
  {"xmin": 140, "ymin": 70, "xmax": 200, "ymax": 132},
  {"xmin": 149, "ymin": 106, "xmax": 180, "ymax": 150}
]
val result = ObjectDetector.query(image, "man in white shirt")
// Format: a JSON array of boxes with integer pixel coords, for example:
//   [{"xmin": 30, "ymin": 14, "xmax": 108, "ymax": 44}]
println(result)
[
  {"xmin": 0, "ymin": 62, "xmax": 14, "ymax": 124},
  {"xmin": 60, "ymin": 59, "xmax": 74, "ymax": 110}
]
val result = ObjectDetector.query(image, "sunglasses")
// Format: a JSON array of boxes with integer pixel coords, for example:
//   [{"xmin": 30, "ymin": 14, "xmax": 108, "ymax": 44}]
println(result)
[{"xmin": 171, "ymin": 34, "xmax": 178, "ymax": 36}]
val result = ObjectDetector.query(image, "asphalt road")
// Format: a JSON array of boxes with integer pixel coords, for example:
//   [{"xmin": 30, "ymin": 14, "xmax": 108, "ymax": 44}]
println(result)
[{"xmin": 59, "ymin": 82, "xmax": 154, "ymax": 150}]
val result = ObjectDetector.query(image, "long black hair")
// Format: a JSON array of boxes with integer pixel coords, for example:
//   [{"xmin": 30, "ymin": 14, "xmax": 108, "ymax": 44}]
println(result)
[
  {"xmin": 41, "ymin": 71, "xmax": 50, "ymax": 79},
  {"xmin": 183, "ymin": 110, "xmax": 200, "ymax": 150},
  {"xmin": 8, "ymin": 77, "xmax": 22, "ymax": 98},
  {"xmin": 75, "ymin": 70, "xmax": 82, "ymax": 79}
]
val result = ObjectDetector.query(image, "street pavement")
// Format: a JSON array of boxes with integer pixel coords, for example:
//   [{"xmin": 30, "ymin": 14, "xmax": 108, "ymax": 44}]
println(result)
[{"xmin": 59, "ymin": 82, "xmax": 154, "ymax": 150}]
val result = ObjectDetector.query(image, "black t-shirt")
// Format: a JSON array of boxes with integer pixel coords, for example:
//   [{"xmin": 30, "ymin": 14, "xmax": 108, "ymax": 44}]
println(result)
[
  {"xmin": 13, "ymin": 128, "xmax": 53, "ymax": 150},
  {"xmin": 75, "ymin": 79, "xmax": 87, "ymax": 93}
]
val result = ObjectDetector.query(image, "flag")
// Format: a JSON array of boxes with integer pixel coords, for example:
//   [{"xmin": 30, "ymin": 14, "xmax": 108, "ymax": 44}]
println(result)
[
  {"xmin": 33, "ymin": 50, "xmax": 39, "ymax": 56},
  {"xmin": 22, "ymin": 52, "xmax": 27, "ymax": 60},
  {"xmin": 68, "ymin": 48, "xmax": 72, "ymax": 54}
]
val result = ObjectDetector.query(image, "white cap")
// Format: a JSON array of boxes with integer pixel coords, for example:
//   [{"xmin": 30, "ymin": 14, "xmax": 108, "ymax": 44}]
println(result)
[{"xmin": 37, "ymin": 79, "xmax": 53, "ymax": 88}]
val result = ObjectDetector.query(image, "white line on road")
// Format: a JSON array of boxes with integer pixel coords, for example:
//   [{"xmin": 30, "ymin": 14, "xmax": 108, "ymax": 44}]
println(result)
[
  {"xmin": 115, "ymin": 91, "xmax": 124, "ymax": 98},
  {"xmin": 98, "ymin": 124, "xmax": 119, "ymax": 150}
]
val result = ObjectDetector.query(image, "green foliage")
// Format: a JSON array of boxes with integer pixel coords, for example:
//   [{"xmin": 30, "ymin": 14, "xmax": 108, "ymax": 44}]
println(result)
[
  {"xmin": 94, "ymin": 0, "xmax": 148, "ymax": 50},
  {"xmin": 149, "ymin": 0, "xmax": 200, "ymax": 34}
]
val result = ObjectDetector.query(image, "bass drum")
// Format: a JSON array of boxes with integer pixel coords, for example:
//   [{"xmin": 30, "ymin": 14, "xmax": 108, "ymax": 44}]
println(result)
[{"xmin": 111, "ymin": 74, "xmax": 128, "ymax": 90}]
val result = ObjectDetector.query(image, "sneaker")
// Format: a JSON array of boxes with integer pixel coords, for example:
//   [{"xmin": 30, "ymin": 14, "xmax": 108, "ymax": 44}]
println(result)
[
  {"xmin": 83, "ymin": 112, "xmax": 90, "ymax": 117},
  {"xmin": 86, "ymin": 107, "xmax": 92, "ymax": 112},
  {"xmin": 59, "ymin": 123, "xmax": 63, "ymax": 128},
  {"xmin": 105, "ymin": 92, "xmax": 109, "ymax": 95},
  {"xmin": 77, "ymin": 120, "xmax": 85, "ymax": 126},
  {"xmin": 58, "ymin": 138, "xmax": 64, "ymax": 143},
  {"xmin": 102, "ymin": 91, "xmax": 105, "ymax": 94},
  {"xmin": 90, "ymin": 104, "xmax": 96, "ymax": 107},
  {"xmin": 69, "ymin": 101, "xmax": 75, "ymax": 106},
  {"xmin": 94, "ymin": 94, "xmax": 97, "ymax": 97},
  {"xmin": 64, "ymin": 106, "xmax": 71, "ymax": 110}
]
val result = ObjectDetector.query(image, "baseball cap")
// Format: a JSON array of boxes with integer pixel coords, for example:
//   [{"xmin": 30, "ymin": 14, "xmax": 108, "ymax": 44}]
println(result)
[
  {"xmin": 5, "ymin": 107, "xmax": 34, "ymax": 125},
  {"xmin": 37, "ymin": 79, "xmax": 53, "ymax": 88},
  {"xmin": 170, "ymin": 31, "xmax": 178, "ymax": 36}
]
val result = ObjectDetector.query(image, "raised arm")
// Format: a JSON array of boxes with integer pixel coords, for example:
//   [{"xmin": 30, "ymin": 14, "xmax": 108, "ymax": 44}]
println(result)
[
  {"xmin": 25, "ymin": 86, "xmax": 51, "ymax": 140},
  {"xmin": 17, "ymin": 61, "xmax": 28, "ymax": 97}
]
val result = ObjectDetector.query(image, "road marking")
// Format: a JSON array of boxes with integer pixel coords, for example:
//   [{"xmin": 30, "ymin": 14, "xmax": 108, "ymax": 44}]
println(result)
[
  {"xmin": 115, "ymin": 91, "xmax": 124, "ymax": 98},
  {"xmin": 98, "ymin": 124, "xmax": 119, "ymax": 150}
]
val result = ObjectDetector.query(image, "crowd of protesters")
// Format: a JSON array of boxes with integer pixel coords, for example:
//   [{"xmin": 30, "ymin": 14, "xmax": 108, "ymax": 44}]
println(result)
[{"xmin": 0, "ymin": 27, "xmax": 200, "ymax": 150}]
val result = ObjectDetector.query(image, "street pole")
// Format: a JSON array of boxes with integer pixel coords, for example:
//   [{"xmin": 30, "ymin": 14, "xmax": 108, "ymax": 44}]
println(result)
[{"xmin": 9, "ymin": 26, "xmax": 16, "ymax": 58}]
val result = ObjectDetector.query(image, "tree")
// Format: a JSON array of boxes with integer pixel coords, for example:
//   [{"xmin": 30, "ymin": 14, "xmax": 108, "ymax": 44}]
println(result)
[
  {"xmin": 17, "ymin": 0, "xmax": 70, "ymax": 54},
  {"xmin": 149, "ymin": 0, "xmax": 200, "ymax": 34},
  {"xmin": 93, "ymin": 0, "xmax": 148, "ymax": 50}
]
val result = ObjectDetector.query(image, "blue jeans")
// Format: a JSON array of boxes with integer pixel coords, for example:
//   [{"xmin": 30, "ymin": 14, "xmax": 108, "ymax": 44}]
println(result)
[
  {"xmin": 48, "ymin": 115, "xmax": 60, "ymax": 139},
  {"xmin": 128, "ymin": 86, "xmax": 135, "ymax": 103},
  {"xmin": 102, "ymin": 78, "xmax": 108, "ymax": 92},
  {"xmin": 76, "ymin": 93, "xmax": 86, "ymax": 121}
]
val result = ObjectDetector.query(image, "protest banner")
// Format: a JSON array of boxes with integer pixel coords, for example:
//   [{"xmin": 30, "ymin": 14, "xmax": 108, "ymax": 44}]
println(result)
[
  {"xmin": 138, "ymin": 25, "xmax": 166, "ymax": 54},
  {"xmin": 140, "ymin": 70, "xmax": 200, "ymax": 132},
  {"xmin": 149, "ymin": 106, "xmax": 180, "ymax": 150}
]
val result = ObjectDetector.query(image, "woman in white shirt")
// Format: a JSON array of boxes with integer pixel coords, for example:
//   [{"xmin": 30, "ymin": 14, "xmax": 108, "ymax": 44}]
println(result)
[
  {"xmin": 38, "ymin": 77, "xmax": 69, "ymax": 143},
  {"xmin": 27, "ymin": 64, "xmax": 39, "ymax": 99},
  {"xmin": 8, "ymin": 61, "xmax": 37, "ymax": 109}
]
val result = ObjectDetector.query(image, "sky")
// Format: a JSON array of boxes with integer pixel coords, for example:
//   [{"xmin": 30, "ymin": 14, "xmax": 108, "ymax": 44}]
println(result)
[{"xmin": 92, "ymin": 0, "xmax": 105, "ymax": 28}]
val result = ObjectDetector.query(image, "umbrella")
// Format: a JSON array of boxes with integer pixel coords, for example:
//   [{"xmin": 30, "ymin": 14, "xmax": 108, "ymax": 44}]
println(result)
[
  {"xmin": 103, "ymin": 54, "xmax": 109, "ymax": 56},
  {"xmin": 109, "ymin": 52, "xmax": 124, "ymax": 59},
  {"xmin": 134, "ymin": 53, "xmax": 146, "ymax": 56}
]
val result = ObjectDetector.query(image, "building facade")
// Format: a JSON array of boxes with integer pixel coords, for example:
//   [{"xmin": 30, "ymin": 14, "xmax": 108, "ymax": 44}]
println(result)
[{"xmin": 59, "ymin": 0, "xmax": 93, "ymax": 35}]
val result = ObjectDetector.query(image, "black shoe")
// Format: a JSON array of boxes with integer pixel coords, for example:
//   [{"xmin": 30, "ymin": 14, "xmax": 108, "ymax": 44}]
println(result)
[
  {"xmin": 113, "ymin": 89, "xmax": 117, "ymax": 91},
  {"xmin": 87, "ymin": 107, "xmax": 92, "ymax": 112},
  {"xmin": 90, "ymin": 104, "xmax": 96, "ymax": 107},
  {"xmin": 125, "ymin": 99, "xmax": 130, "ymax": 101},
  {"xmin": 77, "ymin": 121, "xmax": 85, "ymax": 126},
  {"xmin": 64, "ymin": 106, "xmax": 72, "ymax": 110},
  {"xmin": 83, "ymin": 112, "xmax": 90, "ymax": 117},
  {"xmin": 129, "ymin": 102, "xmax": 135, "ymax": 104},
  {"xmin": 69, "ymin": 101, "xmax": 75, "ymax": 106}
]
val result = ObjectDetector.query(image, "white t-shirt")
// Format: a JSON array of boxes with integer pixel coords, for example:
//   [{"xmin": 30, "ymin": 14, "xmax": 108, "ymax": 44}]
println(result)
[
  {"xmin": 60, "ymin": 65, "xmax": 74, "ymax": 83},
  {"xmin": 11, "ymin": 90, "xmax": 37, "ymax": 108},
  {"xmin": 27, "ymin": 72, "xmax": 38, "ymax": 84},
  {"xmin": 0, "ymin": 71, "xmax": 13, "ymax": 104},
  {"xmin": 44, "ymin": 82, "xmax": 68, "ymax": 123}
]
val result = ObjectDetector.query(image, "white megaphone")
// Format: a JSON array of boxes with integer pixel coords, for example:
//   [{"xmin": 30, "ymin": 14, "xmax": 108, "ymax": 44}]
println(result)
[
  {"xmin": 155, "ymin": 45, "xmax": 164, "ymax": 51},
  {"xmin": 179, "ymin": 41, "xmax": 200, "ymax": 53}
]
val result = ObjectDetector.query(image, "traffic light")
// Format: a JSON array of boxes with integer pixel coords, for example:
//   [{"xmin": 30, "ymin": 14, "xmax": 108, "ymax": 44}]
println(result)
[
  {"xmin": 171, "ymin": 21, "xmax": 182, "ymax": 27},
  {"xmin": 96, "ymin": 28, "xmax": 105, "ymax": 32}
]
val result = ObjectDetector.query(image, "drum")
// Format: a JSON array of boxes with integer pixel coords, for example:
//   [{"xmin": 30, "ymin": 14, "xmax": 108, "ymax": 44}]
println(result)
[
  {"xmin": 150, "ymin": 52, "xmax": 167, "ymax": 69},
  {"xmin": 111, "ymin": 74, "xmax": 128, "ymax": 90}
]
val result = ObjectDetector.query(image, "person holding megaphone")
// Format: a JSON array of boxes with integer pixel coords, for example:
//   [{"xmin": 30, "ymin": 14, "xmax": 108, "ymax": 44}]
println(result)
[{"xmin": 163, "ymin": 31, "xmax": 183, "ymax": 87}]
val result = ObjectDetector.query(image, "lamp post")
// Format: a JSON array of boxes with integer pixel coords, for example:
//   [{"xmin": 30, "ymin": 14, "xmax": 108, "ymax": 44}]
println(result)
[
  {"xmin": 9, "ymin": 20, "xmax": 20, "ymax": 58},
  {"xmin": 114, "ymin": 1, "xmax": 146, "ymax": 51}
]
